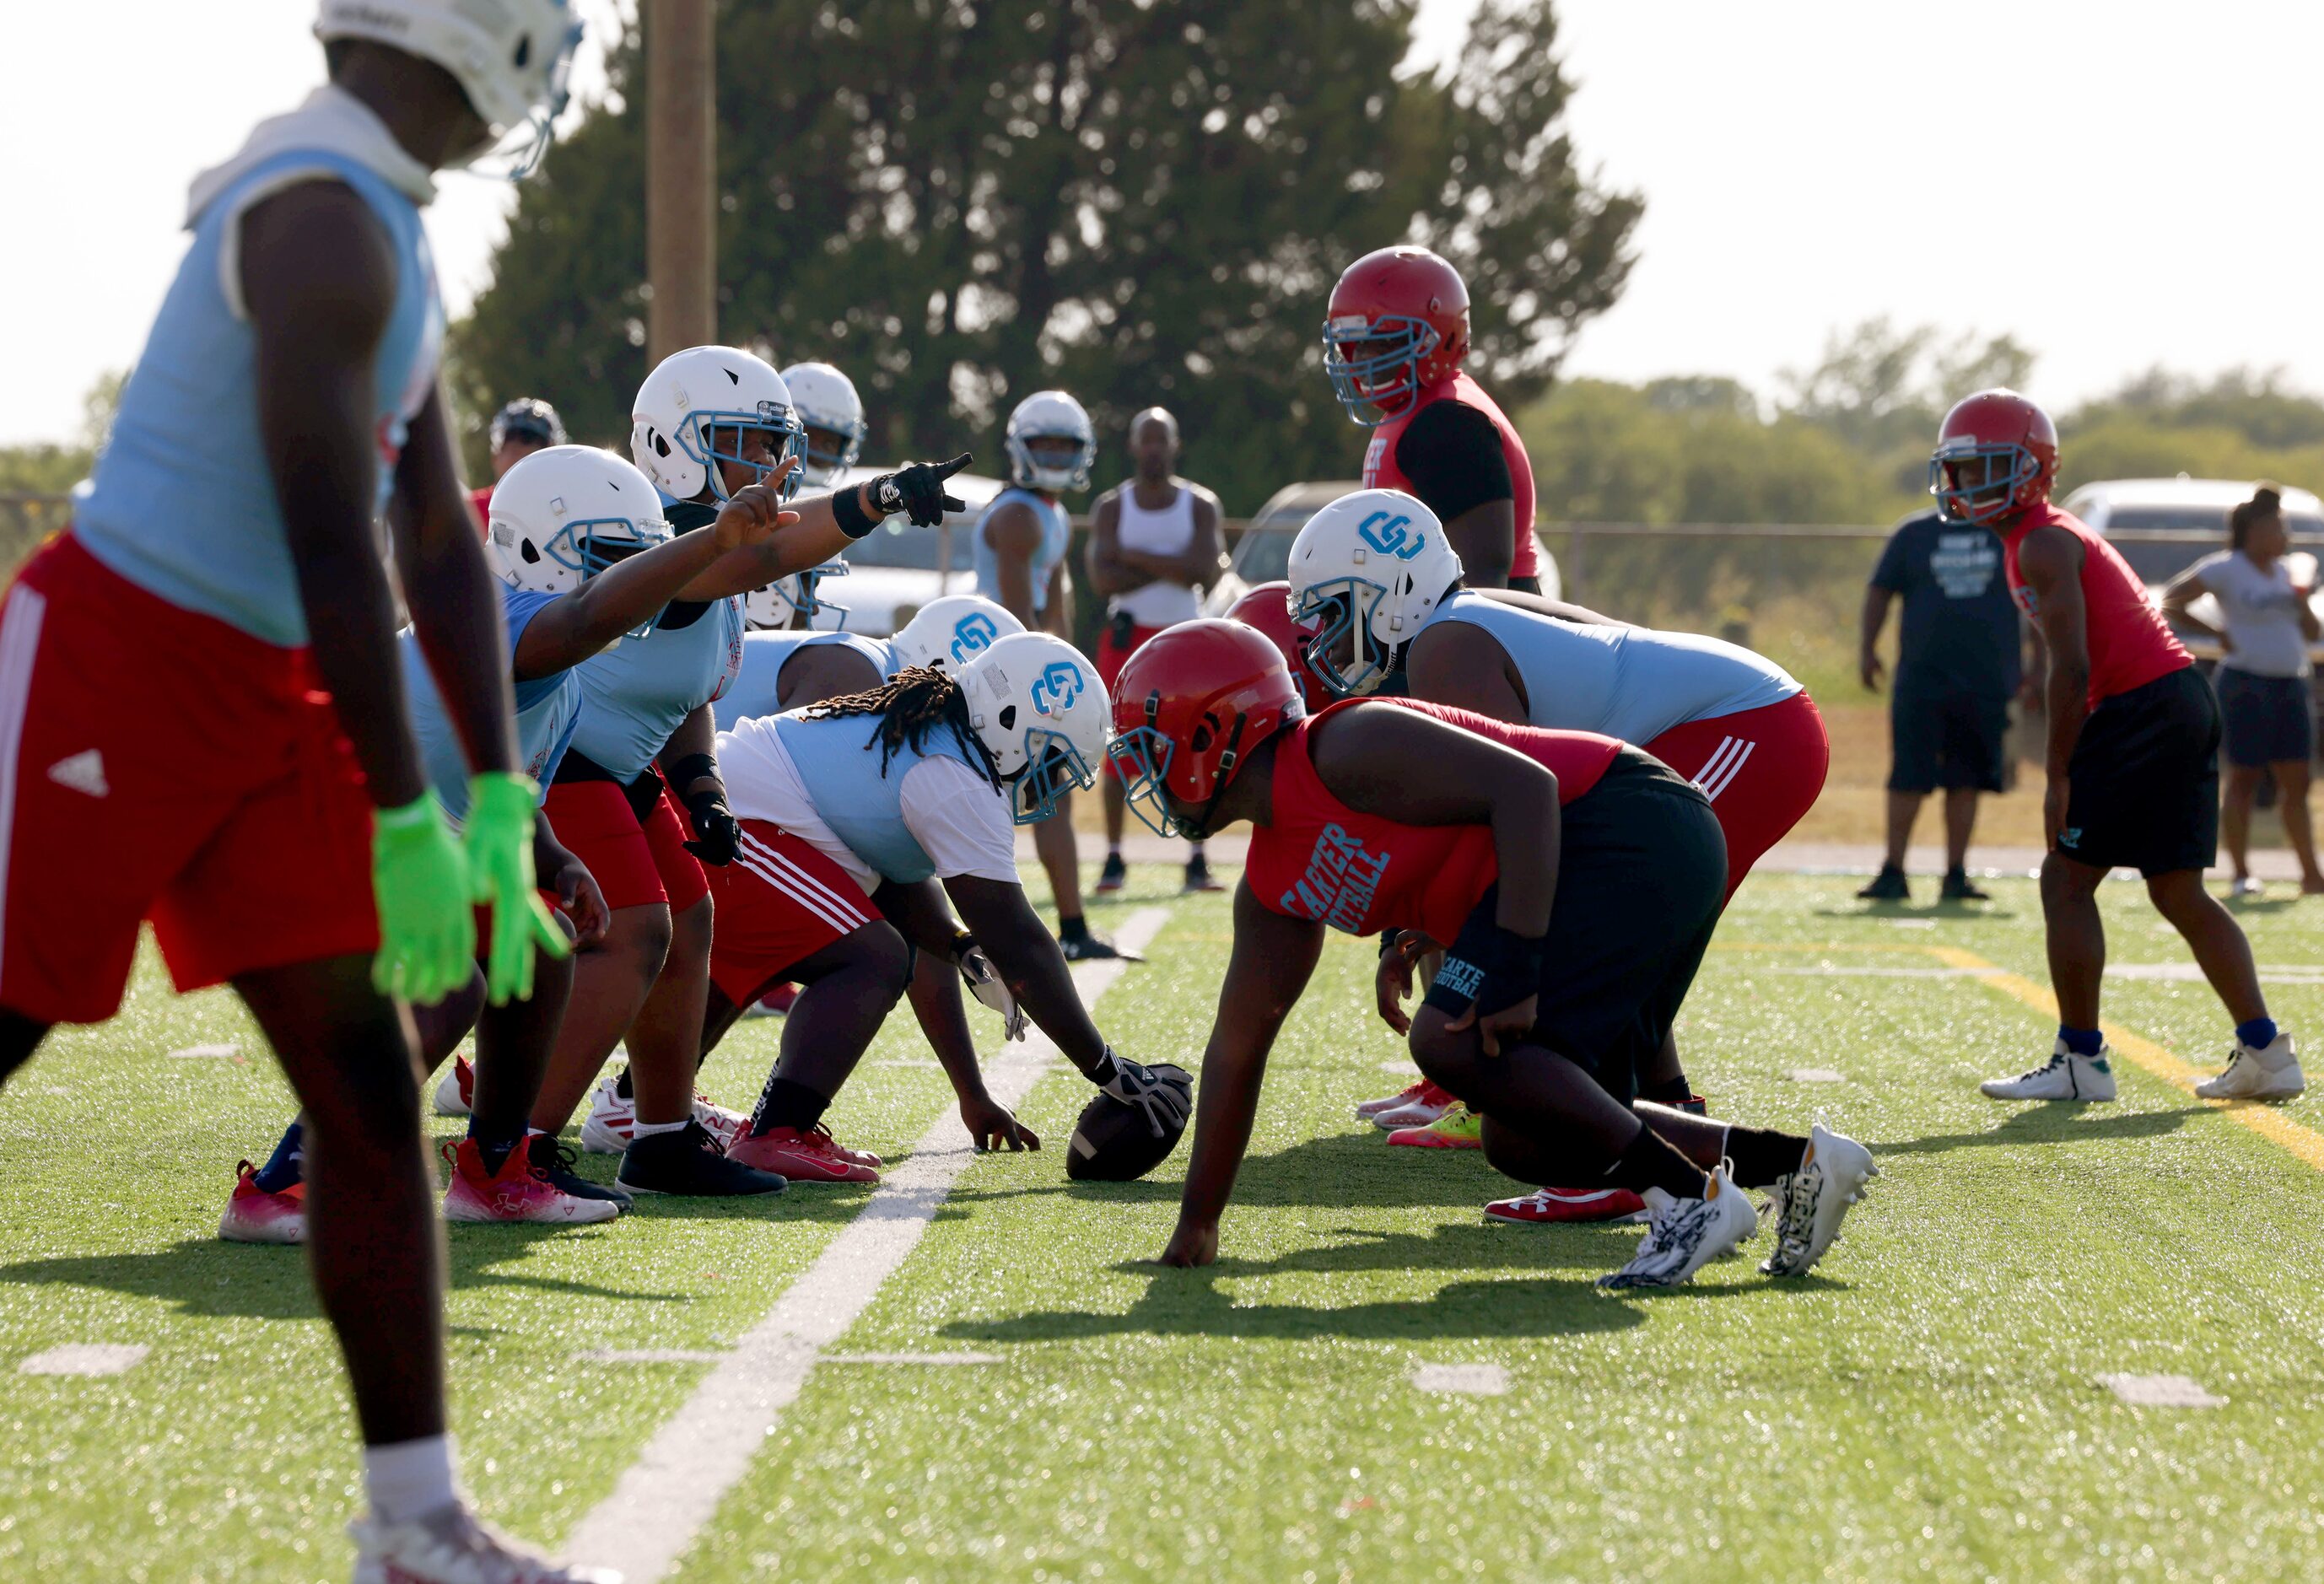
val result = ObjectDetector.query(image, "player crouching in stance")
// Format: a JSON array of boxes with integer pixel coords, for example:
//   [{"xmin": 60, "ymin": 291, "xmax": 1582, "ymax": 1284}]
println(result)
[
  {"xmin": 1112, "ymin": 622, "xmax": 1874, "ymax": 1288},
  {"xmin": 703, "ymin": 633, "xmax": 1188, "ymax": 1177}
]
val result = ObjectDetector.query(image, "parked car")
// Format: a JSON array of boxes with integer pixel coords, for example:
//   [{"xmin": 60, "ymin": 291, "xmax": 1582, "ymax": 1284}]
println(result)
[
  {"xmin": 2061, "ymin": 477, "xmax": 2324, "ymax": 664},
  {"xmin": 1202, "ymin": 479, "xmax": 1561, "ymax": 616},
  {"xmin": 803, "ymin": 466, "xmax": 1006, "ymax": 634}
]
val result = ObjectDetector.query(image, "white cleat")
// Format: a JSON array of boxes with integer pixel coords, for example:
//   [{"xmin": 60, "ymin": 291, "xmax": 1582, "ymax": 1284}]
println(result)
[
  {"xmin": 434, "ymin": 1056, "xmax": 474, "ymax": 1118},
  {"xmin": 580, "ymin": 1070, "xmax": 748, "ymax": 1154},
  {"xmin": 2230, "ymin": 876, "xmax": 2265, "ymax": 900},
  {"xmin": 1596, "ymin": 1166, "xmax": 1758, "ymax": 1290},
  {"xmin": 1370, "ymin": 1082, "xmax": 1457, "ymax": 1131},
  {"xmin": 1979, "ymin": 1041, "xmax": 2117, "ymax": 1102},
  {"xmin": 2194, "ymin": 1032, "xmax": 2305, "ymax": 1102},
  {"xmin": 1760, "ymin": 1123, "xmax": 1878, "ymax": 1278},
  {"xmin": 350, "ymin": 1501, "xmax": 619, "ymax": 1583}
]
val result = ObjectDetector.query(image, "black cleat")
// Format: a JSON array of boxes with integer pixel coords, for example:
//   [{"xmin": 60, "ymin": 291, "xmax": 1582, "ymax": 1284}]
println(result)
[
  {"xmin": 1059, "ymin": 929, "xmax": 1141, "ymax": 962},
  {"xmin": 529, "ymin": 1134, "xmax": 634, "ymax": 1210},
  {"xmin": 1095, "ymin": 851, "xmax": 1128, "ymax": 893},
  {"xmin": 615, "ymin": 1121, "xmax": 788, "ymax": 1197},
  {"xmin": 1856, "ymin": 865, "xmax": 1910, "ymax": 902},
  {"xmin": 1183, "ymin": 854, "xmax": 1225, "ymax": 893},
  {"xmin": 1939, "ymin": 867, "xmax": 1991, "ymax": 902}
]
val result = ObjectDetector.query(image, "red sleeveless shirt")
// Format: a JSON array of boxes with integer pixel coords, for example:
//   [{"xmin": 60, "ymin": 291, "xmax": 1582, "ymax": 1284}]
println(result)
[
  {"xmin": 1362, "ymin": 370, "xmax": 1540, "ymax": 581},
  {"xmin": 1245, "ymin": 698, "xmax": 1618, "ymax": 942},
  {"xmin": 2000, "ymin": 504, "xmax": 2189, "ymax": 708}
]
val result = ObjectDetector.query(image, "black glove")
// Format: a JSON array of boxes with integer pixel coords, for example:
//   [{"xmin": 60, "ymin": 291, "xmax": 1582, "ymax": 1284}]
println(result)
[
  {"xmin": 871, "ymin": 454, "xmax": 973, "ymax": 528},
  {"xmin": 1095, "ymin": 1047, "xmax": 1193, "ymax": 1140},
  {"xmin": 679, "ymin": 785, "xmax": 739, "ymax": 867}
]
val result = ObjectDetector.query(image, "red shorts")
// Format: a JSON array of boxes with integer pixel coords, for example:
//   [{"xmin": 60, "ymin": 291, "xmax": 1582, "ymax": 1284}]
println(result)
[
  {"xmin": 704, "ymin": 820, "xmax": 879, "ymax": 1005},
  {"xmin": 0, "ymin": 534, "xmax": 378, "ymax": 1024},
  {"xmin": 1643, "ymin": 689, "xmax": 1829, "ymax": 902},
  {"xmin": 541, "ymin": 778, "xmax": 709, "ymax": 913},
  {"xmin": 1096, "ymin": 622, "xmax": 1167, "ymax": 779}
]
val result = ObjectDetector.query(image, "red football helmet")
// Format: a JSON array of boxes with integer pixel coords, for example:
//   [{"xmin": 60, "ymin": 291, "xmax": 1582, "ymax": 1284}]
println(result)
[
  {"xmin": 1930, "ymin": 389, "xmax": 2059, "ymax": 526},
  {"xmin": 1106, "ymin": 619, "xmax": 1306, "ymax": 839},
  {"xmin": 1225, "ymin": 580, "xmax": 1327, "ymax": 712},
  {"xmin": 1321, "ymin": 245, "xmax": 1471, "ymax": 426}
]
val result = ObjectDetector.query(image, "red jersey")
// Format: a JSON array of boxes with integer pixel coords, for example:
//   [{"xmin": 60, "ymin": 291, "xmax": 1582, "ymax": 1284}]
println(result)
[
  {"xmin": 1245, "ymin": 698, "xmax": 1618, "ymax": 942},
  {"xmin": 1362, "ymin": 370, "xmax": 1539, "ymax": 581},
  {"xmin": 469, "ymin": 484, "xmax": 495, "ymax": 536},
  {"xmin": 2000, "ymin": 504, "xmax": 2189, "ymax": 708}
]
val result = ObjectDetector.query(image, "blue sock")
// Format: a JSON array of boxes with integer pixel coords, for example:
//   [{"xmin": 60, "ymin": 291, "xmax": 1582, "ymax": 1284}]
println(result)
[
  {"xmin": 2237, "ymin": 1017, "xmax": 2278, "ymax": 1051},
  {"xmin": 252, "ymin": 1121, "xmax": 305, "ymax": 1193},
  {"xmin": 2057, "ymin": 1026, "xmax": 2105, "ymax": 1058}
]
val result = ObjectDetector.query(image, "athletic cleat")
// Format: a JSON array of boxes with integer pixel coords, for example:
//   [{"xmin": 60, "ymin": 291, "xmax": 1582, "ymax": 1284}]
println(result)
[
  {"xmin": 1856, "ymin": 865, "xmax": 1910, "ymax": 902},
  {"xmin": 1371, "ymin": 1081, "xmax": 1458, "ymax": 1130},
  {"xmin": 441, "ymin": 1139, "xmax": 620, "ymax": 1226},
  {"xmin": 1356, "ymin": 1078, "xmax": 1430, "ymax": 1120},
  {"xmin": 1939, "ymin": 867, "xmax": 1991, "ymax": 902},
  {"xmin": 1387, "ymin": 1102, "xmax": 1483, "ymax": 1149},
  {"xmin": 1060, "ymin": 929, "xmax": 1141, "ymax": 962},
  {"xmin": 726, "ymin": 1123, "xmax": 881, "ymax": 1184},
  {"xmin": 2230, "ymin": 876, "xmax": 2264, "ymax": 901},
  {"xmin": 580, "ymin": 1071, "xmax": 748, "ymax": 1154},
  {"xmin": 349, "ymin": 1500, "xmax": 619, "ymax": 1583},
  {"xmin": 528, "ymin": 1135, "xmax": 633, "ymax": 1210},
  {"xmin": 1597, "ymin": 1166, "xmax": 1757, "ymax": 1290},
  {"xmin": 1184, "ymin": 854, "xmax": 1225, "ymax": 893},
  {"xmin": 1095, "ymin": 851, "xmax": 1128, "ymax": 893},
  {"xmin": 615, "ymin": 1122, "xmax": 789, "ymax": 1198},
  {"xmin": 434, "ymin": 1055, "xmax": 476, "ymax": 1118},
  {"xmin": 2194, "ymin": 1032, "xmax": 2305, "ymax": 1102},
  {"xmin": 1485, "ymin": 1185, "xmax": 1649, "ymax": 1225},
  {"xmin": 1760, "ymin": 1123, "xmax": 1878, "ymax": 1278},
  {"xmin": 1979, "ymin": 1041, "xmax": 2116, "ymax": 1102},
  {"xmin": 218, "ymin": 1161, "xmax": 305, "ymax": 1245}
]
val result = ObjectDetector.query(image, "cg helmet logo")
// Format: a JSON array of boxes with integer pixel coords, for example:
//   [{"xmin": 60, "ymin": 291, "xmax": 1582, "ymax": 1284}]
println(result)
[
  {"xmin": 1356, "ymin": 510, "xmax": 1426, "ymax": 562},
  {"xmin": 1030, "ymin": 660, "xmax": 1086, "ymax": 716},
  {"xmin": 950, "ymin": 612, "xmax": 1000, "ymax": 663}
]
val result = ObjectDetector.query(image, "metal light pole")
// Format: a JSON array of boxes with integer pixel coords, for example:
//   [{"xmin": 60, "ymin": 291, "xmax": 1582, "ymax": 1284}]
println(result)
[{"xmin": 645, "ymin": 0, "xmax": 716, "ymax": 359}]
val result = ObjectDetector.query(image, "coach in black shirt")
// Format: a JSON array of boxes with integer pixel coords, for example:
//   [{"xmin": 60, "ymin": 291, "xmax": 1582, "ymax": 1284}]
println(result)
[{"xmin": 1858, "ymin": 509, "xmax": 2032, "ymax": 901}]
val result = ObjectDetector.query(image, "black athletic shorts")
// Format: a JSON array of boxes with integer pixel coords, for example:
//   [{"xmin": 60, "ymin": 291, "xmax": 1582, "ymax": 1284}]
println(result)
[
  {"xmin": 2057, "ymin": 665, "xmax": 2219, "ymax": 876},
  {"xmin": 1888, "ymin": 689, "xmax": 2009, "ymax": 794},
  {"xmin": 1421, "ymin": 751, "xmax": 1727, "ymax": 1103},
  {"xmin": 2214, "ymin": 666, "xmax": 2315, "ymax": 768}
]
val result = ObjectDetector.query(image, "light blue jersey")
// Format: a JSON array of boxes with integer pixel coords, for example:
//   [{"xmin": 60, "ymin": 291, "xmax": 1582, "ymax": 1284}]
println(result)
[
  {"xmin": 1421, "ymin": 590, "xmax": 1800, "ymax": 745},
  {"xmin": 568, "ymin": 595, "xmax": 746, "ymax": 783},
  {"xmin": 769, "ymin": 711, "xmax": 982, "ymax": 884},
  {"xmin": 973, "ymin": 488, "xmax": 1072, "ymax": 616},
  {"xmin": 76, "ymin": 92, "xmax": 445, "ymax": 648},
  {"xmin": 403, "ymin": 587, "xmax": 578, "ymax": 823},
  {"xmin": 714, "ymin": 630, "xmax": 896, "ymax": 731}
]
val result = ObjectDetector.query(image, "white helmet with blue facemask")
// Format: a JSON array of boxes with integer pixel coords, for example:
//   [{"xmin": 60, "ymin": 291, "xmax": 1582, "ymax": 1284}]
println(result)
[
  {"xmin": 1004, "ymin": 390, "xmax": 1096, "ymax": 492},
  {"xmin": 631, "ymin": 346, "xmax": 806, "ymax": 504},
  {"xmin": 1284, "ymin": 488, "xmax": 1464, "ymax": 698},
  {"xmin": 744, "ymin": 563, "xmax": 849, "ymax": 631},
  {"xmin": 315, "ymin": 0, "xmax": 584, "ymax": 179},
  {"xmin": 485, "ymin": 445, "xmax": 671, "ymax": 633},
  {"xmin": 890, "ymin": 595, "xmax": 1025, "ymax": 673},
  {"xmin": 779, "ymin": 361, "xmax": 867, "ymax": 488},
  {"xmin": 957, "ymin": 632, "xmax": 1107, "ymax": 825}
]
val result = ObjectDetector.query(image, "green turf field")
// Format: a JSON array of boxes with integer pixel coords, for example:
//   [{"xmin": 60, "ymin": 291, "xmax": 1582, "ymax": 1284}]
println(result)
[{"xmin": 6, "ymin": 870, "xmax": 2324, "ymax": 1582}]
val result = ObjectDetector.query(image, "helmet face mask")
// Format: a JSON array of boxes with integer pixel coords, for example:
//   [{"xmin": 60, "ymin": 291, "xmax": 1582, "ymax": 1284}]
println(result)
[
  {"xmin": 958, "ymin": 633, "xmax": 1107, "ymax": 826},
  {"xmin": 1005, "ymin": 391, "xmax": 1097, "ymax": 492},
  {"xmin": 1283, "ymin": 488, "xmax": 1461, "ymax": 697},
  {"xmin": 1321, "ymin": 313, "xmax": 1441, "ymax": 425},
  {"xmin": 316, "ymin": 0, "xmax": 583, "ymax": 180},
  {"xmin": 1931, "ymin": 443, "xmax": 2041, "ymax": 526},
  {"xmin": 486, "ymin": 444, "xmax": 671, "ymax": 636},
  {"xmin": 779, "ymin": 363, "xmax": 866, "ymax": 488},
  {"xmin": 632, "ymin": 348, "xmax": 806, "ymax": 504},
  {"xmin": 1289, "ymin": 578, "xmax": 1394, "ymax": 698},
  {"xmin": 1928, "ymin": 389, "xmax": 2060, "ymax": 527},
  {"xmin": 1103, "ymin": 619, "xmax": 1306, "ymax": 843},
  {"xmin": 744, "ymin": 563, "xmax": 849, "ymax": 630},
  {"xmin": 1319, "ymin": 247, "xmax": 1471, "ymax": 428},
  {"xmin": 1108, "ymin": 727, "xmax": 1202, "ymax": 839},
  {"xmin": 684, "ymin": 412, "xmax": 806, "ymax": 503}
]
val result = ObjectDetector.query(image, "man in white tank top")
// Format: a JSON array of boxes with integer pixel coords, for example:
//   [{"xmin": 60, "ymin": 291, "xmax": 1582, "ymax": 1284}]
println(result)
[{"xmin": 1086, "ymin": 408, "xmax": 1230, "ymax": 892}]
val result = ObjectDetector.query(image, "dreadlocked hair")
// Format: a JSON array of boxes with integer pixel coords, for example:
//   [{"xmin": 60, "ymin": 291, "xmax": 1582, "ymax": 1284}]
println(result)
[{"xmin": 802, "ymin": 665, "xmax": 1006, "ymax": 791}]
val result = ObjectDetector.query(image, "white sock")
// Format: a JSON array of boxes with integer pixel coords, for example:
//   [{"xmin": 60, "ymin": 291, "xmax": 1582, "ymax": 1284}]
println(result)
[
  {"xmin": 364, "ymin": 1434, "xmax": 457, "ymax": 1522},
  {"xmin": 630, "ymin": 1118, "xmax": 688, "ymax": 1140}
]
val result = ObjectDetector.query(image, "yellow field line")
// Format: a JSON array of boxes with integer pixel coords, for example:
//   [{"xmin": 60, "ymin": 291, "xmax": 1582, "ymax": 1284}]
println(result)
[{"xmin": 1925, "ymin": 943, "xmax": 2324, "ymax": 1173}]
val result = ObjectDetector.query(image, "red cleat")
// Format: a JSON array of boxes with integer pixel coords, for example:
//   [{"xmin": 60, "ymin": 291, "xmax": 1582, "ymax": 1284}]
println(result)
[
  {"xmin": 218, "ymin": 1161, "xmax": 305, "ymax": 1245},
  {"xmin": 1484, "ymin": 1185, "xmax": 1649, "ymax": 1225},
  {"xmin": 441, "ymin": 1138, "xmax": 619, "ymax": 1226},
  {"xmin": 726, "ymin": 1123, "xmax": 880, "ymax": 1183}
]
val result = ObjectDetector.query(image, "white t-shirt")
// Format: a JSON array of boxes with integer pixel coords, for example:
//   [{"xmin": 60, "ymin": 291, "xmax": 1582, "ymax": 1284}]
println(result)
[
  {"xmin": 716, "ymin": 718, "xmax": 1022, "ymax": 892},
  {"xmin": 2197, "ymin": 549, "xmax": 2313, "ymax": 679}
]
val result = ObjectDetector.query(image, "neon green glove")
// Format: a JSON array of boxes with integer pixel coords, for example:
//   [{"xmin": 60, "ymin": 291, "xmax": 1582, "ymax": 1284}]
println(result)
[
  {"xmin": 464, "ymin": 771, "xmax": 571, "ymax": 1005},
  {"xmin": 370, "ymin": 794, "xmax": 475, "ymax": 1005}
]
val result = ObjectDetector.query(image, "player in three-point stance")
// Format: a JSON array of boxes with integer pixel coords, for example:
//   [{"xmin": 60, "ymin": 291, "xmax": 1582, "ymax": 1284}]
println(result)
[
  {"xmin": 0, "ymin": 3, "xmax": 614, "ymax": 1576},
  {"xmin": 1108, "ymin": 621, "xmax": 1875, "ymax": 1289},
  {"xmin": 1938, "ymin": 391, "xmax": 2304, "ymax": 1103}
]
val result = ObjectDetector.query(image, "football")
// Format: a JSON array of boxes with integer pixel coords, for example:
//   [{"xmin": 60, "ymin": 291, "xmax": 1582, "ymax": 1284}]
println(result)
[{"xmin": 1065, "ymin": 1064, "xmax": 1194, "ymax": 1182}]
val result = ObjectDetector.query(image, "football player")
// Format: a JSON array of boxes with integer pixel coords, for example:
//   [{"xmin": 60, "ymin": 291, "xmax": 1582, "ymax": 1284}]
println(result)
[
  {"xmin": 1108, "ymin": 623, "xmax": 1875, "ymax": 1287},
  {"xmin": 1321, "ymin": 246, "xmax": 1545, "ymax": 592},
  {"xmin": 0, "ymin": 4, "xmax": 611, "ymax": 1576},
  {"xmin": 974, "ymin": 390, "xmax": 1129, "ymax": 959},
  {"xmin": 1938, "ymin": 391, "xmax": 2303, "ymax": 1102},
  {"xmin": 472, "ymin": 395, "xmax": 565, "ymax": 522}
]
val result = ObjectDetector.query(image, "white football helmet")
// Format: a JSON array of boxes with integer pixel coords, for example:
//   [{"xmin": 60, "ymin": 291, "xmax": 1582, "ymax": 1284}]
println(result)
[
  {"xmin": 631, "ymin": 346, "xmax": 806, "ymax": 504},
  {"xmin": 778, "ymin": 362, "xmax": 866, "ymax": 488},
  {"xmin": 890, "ymin": 595, "xmax": 1025, "ymax": 672},
  {"xmin": 1004, "ymin": 390, "xmax": 1096, "ymax": 492},
  {"xmin": 1284, "ymin": 488, "xmax": 1463, "ymax": 698},
  {"xmin": 484, "ymin": 446, "xmax": 671, "ymax": 633},
  {"xmin": 744, "ymin": 563, "xmax": 849, "ymax": 631},
  {"xmin": 315, "ymin": 0, "xmax": 582, "ymax": 178},
  {"xmin": 957, "ymin": 632, "xmax": 1106, "ymax": 825}
]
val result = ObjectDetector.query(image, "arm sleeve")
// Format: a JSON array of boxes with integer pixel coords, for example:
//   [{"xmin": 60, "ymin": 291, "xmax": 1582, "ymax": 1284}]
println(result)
[
  {"xmin": 898, "ymin": 757, "xmax": 1025, "ymax": 882},
  {"xmin": 1868, "ymin": 526, "xmax": 1914, "ymax": 593},
  {"xmin": 1393, "ymin": 401, "xmax": 1513, "ymax": 523}
]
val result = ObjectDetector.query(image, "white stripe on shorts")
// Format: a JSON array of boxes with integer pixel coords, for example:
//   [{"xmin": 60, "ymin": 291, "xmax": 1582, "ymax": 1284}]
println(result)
[
  {"xmin": 0, "ymin": 585, "xmax": 49, "ymax": 984},
  {"xmin": 1701, "ymin": 736, "xmax": 1756, "ymax": 800},
  {"xmin": 738, "ymin": 828, "xmax": 870, "ymax": 929}
]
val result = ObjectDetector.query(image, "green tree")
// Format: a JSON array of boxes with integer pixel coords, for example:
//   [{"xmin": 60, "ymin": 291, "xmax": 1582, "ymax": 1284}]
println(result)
[
  {"xmin": 0, "ymin": 369, "xmax": 127, "ymax": 495},
  {"xmin": 455, "ymin": 0, "xmax": 1640, "ymax": 510}
]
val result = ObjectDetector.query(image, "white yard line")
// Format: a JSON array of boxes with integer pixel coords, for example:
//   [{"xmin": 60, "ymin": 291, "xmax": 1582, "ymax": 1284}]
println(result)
[{"xmin": 566, "ymin": 904, "xmax": 1173, "ymax": 1582}]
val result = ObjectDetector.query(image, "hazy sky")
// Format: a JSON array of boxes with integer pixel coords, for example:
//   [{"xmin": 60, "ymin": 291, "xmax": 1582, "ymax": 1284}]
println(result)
[{"xmin": 4, "ymin": 1, "xmax": 2319, "ymax": 444}]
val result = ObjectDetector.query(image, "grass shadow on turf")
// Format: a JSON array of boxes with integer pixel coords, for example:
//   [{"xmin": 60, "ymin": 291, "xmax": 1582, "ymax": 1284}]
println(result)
[
  {"xmin": 1874, "ymin": 1102, "xmax": 2204, "ymax": 1158},
  {"xmin": 957, "ymin": 1132, "xmax": 1509, "ymax": 1212}
]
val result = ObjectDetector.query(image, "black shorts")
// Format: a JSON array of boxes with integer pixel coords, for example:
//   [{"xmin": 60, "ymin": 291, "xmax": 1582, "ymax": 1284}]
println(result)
[
  {"xmin": 1421, "ymin": 752, "xmax": 1727, "ymax": 1103},
  {"xmin": 2058, "ymin": 665, "xmax": 2219, "ymax": 876},
  {"xmin": 2214, "ymin": 666, "xmax": 2315, "ymax": 768},
  {"xmin": 1888, "ymin": 689, "xmax": 2009, "ymax": 794}
]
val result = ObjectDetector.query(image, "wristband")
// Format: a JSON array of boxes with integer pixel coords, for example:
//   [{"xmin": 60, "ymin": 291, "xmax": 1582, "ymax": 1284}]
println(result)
[
  {"xmin": 833, "ymin": 483, "xmax": 879, "ymax": 539},
  {"xmin": 666, "ymin": 752, "xmax": 720, "ymax": 795}
]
